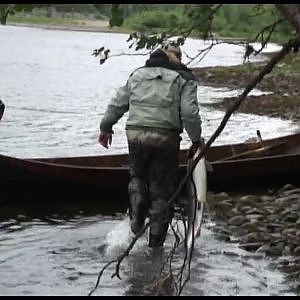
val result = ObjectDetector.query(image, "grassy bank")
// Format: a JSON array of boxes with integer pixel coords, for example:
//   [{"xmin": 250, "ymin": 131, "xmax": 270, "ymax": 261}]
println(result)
[
  {"xmin": 122, "ymin": 4, "xmax": 292, "ymax": 44},
  {"xmin": 7, "ymin": 14, "xmax": 84, "ymax": 27},
  {"xmin": 6, "ymin": 5, "xmax": 292, "ymax": 43},
  {"xmin": 5, "ymin": 11, "xmax": 130, "ymax": 34}
]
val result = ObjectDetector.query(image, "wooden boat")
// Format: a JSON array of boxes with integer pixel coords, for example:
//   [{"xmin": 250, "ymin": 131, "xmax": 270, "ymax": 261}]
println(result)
[{"xmin": 1, "ymin": 132, "xmax": 300, "ymax": 196}]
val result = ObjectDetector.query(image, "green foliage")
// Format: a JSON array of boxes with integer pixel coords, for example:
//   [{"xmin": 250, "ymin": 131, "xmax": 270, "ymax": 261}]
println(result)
[
  {"xmin": 109, "ymin": 4, "xmax": 124, "ymax": 27},
  {"xmin": 211, "ymin": 4, "xmax": 292, "ymax": 42},
  {"xmin": 123, "ymin": 5, "xmax": 186, "ymax": 32},
  {"xmin": 184, "ymin": 4, "xmax": 216, "ymax": 39},
  {"xmin": 123, "ymin": 4, "xmax": 293, "ymax": 43},
  {"xmin": 0, "ymin": 4, "xmax": 48, "ymax": 24},
  {"xmin": 52, "ymin": 4, "xmax": 98, "ymax": 15},
  {"xmin": 0, "ymin": 4, "xmax": 112, "ymax": 24}
]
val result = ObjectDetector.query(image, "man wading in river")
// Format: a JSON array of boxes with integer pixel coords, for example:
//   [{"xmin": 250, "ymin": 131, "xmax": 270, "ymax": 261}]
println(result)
[
  {"xmin": 98, "ymin": 42, "xmax": 203, "ymax": 247},
  {"xmin": 0, "ymin": 100, "xmax": 5, "ymax": 121}
]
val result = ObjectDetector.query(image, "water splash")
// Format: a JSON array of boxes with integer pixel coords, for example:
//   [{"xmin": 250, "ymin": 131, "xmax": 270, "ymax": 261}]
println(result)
[{"xmin": 104, "ymin": 216, "xmax": 148, "ymax": 258}]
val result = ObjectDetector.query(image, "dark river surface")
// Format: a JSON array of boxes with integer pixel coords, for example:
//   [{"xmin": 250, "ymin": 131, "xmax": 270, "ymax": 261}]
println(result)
[{"xmin": 0, "ymin": 25, "xmax": 298, "ymax": 296}]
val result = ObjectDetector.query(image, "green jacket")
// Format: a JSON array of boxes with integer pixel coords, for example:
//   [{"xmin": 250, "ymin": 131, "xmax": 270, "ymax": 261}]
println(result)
[{"xmin": 100, "ymin": 67, "xmax": 202, "ymax": 142}]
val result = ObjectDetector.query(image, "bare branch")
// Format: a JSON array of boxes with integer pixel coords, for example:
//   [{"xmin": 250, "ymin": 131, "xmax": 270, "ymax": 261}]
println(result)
[
  {"xmin": 88, "ymin": 259, "xmax": 118, "ymax": 296},
  {"xmin": 88, "ymin": 220, "xmax": 150, "ymax": 296},
  {"xmin": 249, "ymin": 18, "xmax": 284, "ymax": 55},
  {"xmin": 179, "ymin": 4, "xmax": 223, "ymax": 40}
]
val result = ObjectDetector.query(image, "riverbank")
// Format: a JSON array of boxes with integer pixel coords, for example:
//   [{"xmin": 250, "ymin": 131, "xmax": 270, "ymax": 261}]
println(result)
[
  {"xmin": 194, "ymin": 51, "xmax": 300, "ymax": 292},
  {"xmin": 207, "ymin": 183, "xmax": 300, "ymax": 292},
  {"xmin": 6, "ymin": 19, "xmax": 129, "ymax": 34},
  {"xmin": 192, "ymin": 51, "xmax": 300, "ymax": 122}
]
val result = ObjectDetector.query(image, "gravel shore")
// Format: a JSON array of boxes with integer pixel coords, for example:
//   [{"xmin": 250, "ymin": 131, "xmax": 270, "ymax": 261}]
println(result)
[{"xmin": 194, "ymin": 54, "xmax": 300, "ymax": 291}]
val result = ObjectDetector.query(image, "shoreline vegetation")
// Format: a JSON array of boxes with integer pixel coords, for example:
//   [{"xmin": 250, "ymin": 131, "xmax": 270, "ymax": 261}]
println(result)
[{"xmin": 6, "ymin": 19, "xmax": 128, "ymax": 34}]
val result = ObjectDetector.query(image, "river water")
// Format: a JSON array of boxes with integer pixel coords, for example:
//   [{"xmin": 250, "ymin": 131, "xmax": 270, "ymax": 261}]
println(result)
[{"xmin": 0, "ymin": 25, "xmax": 298, "ymax": 296}]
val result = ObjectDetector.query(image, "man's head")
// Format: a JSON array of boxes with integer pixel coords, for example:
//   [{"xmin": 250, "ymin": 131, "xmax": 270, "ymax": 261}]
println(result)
[{"xmin": 161, "ymin": 42, "xmax": 182, "ymax": 64}]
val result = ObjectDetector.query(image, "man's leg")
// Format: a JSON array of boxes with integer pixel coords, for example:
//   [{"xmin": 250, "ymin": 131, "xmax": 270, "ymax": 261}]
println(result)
[
  {"xmin": 128, "ymin": 141, "xmax": 150, "ymax": 235},
  {"xmin": 148, "ymin": 145, "xmax": 179, "ymax": 247}
]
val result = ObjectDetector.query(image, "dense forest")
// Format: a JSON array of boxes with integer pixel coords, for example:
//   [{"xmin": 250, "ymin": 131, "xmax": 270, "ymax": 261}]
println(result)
[{"xmin": 3, "ymin": 4, "xmax": 293, "ymax": 42}]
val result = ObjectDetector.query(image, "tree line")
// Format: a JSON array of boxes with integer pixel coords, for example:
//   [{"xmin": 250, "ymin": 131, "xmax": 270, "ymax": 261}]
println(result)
[{"xmin": 0, "ymin": 4, "xmax": 293, "ymax": 42}]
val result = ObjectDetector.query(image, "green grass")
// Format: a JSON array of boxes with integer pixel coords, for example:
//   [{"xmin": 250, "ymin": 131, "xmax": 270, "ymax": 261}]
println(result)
[
  {"xmin": 122, "ymin": 6, "xmax": 187, "ymax": 32},
  {"xmin": 122, "ymin": 4, "xmax": 293, "ymax": 44},
  {"xmin": 7, "ymin": 14, "xmax": 84, "ymax": 26}
]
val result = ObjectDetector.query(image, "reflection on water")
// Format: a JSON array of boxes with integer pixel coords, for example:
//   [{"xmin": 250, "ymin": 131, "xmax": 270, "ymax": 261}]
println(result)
[
  {"xmin": 0, "ymin": 25, "xmax": 298, "ymax": 296},
  {"xmin": 0, "ymin": 202, "xmax": 296, "ymax": 296}
]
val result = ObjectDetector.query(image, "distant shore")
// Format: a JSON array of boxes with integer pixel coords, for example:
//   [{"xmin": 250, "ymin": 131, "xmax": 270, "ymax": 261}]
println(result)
[{"xmin": 6, "ymin": 20, "xmax": 129, "ymax": 34}]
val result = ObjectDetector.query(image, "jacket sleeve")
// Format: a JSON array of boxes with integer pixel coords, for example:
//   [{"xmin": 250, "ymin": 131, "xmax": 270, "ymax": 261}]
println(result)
[
  {"xmin": 100, "ymin": 83, "xmax": 130, "ymax": 133},
  {"xmin": 180, "ymin": 80, "xmax": 202, "ymax": 142}
]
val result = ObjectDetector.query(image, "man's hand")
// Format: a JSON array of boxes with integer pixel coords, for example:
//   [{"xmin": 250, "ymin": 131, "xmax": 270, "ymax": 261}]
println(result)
[
  {"xmin": 98, "ymin": 131, "xmax": 112, "ymax": 149},
  {"xmin": 188, "ymin": 138, "xmax": 205, "ymax": 159}
]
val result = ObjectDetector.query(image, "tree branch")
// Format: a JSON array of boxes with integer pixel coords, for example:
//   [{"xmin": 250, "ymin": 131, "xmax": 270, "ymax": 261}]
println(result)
[{"xmin": 276, "ymin": 4, "xmax": 300, "ymax": 38}]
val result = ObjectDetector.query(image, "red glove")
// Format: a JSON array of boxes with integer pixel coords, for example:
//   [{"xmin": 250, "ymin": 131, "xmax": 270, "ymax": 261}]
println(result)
[
  {"xmin": 188, "ymin": 139, "xmax": 205, "ymax": 158},
  {"xmin": 98, "ymin": 131, "xmax": 112, "ymax": 149}
]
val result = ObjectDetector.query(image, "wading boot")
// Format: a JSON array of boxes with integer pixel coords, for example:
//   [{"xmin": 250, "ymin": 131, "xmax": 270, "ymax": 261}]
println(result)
[
  {"xmin": 129, "ymin": 206, "xmax": 148, "ymax": 235},
  {"xmin": 148, "ymin": 223, "xmax": 169, "ymax": 248}
]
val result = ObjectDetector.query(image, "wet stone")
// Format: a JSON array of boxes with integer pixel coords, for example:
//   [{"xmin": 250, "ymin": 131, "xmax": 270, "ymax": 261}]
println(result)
[
  {"xmin": 228, "ymin": 215, "xmax": 246, "ymax": 226},
  {"xmin": 282, "ymin": 228, "xmax": 297, "ymax": 236},
  {"xmin": 239, "ymin": 242, "xmax": 264, "ymax": 252},
  {"xmin": 295, "ymin": 222, "xmax": 300, "ymax": 230},
  {"xmin": 266, "ymin": 214, "xmax": 281, "ymax": 223},
  {"xmin": 256, "ymin": 226, "xmax": 269, "ymax": 233},
  {"xmin": 256, "ymin": 243, "xmax": 272, "ymax": 254},
  {"xmin": 238, "ymin": 195, "xmax": 259, "ymax": 206},
  {"xmin": 17, "ymin": 214, "xmax": 27, "ymax": 220},
  {"xmin": 274, "ymin": 197, "xmax": 287, "ymax": 204},
  {"xmin": 217, "ymin": 200, "xmax": 233, "ymax": 209},
  {"xmin": 241, "ymin": 221, "xmax": 259, "ymax": 231},
  {"xmin": 214, "ymin": 192, "xmax": 230, "ymax": 200},
  {"xmin": 293, "ymin": 246, "xmax": 300, "ymax": 256},
  {"xmin": 240, "ymin": 195, "xmax": 258, "ymax": 201},
  {"xmin": 282, "ymin": 245, "xmax": 292, "ymax": 256},
  {"xmin": 238, "ymin": 205, "xmax": 253, "ymax": 213},
  {"xmin": 260, "ymin": 195, "xmax": 274, "ymax": 202},
  {"xmin": 265, "ymin": 245, "xmax": 283, "ymax": 256},
  {"xmin": 282, "ymin": 214, "xmax": 298, "ymax": 223},
  {"xmin": 228, "ymin": 225, "xmax": 240, "ymax": 232},
  {"xmin": 282, "ymin": 188, "xmax": 300, "ymax": 196},
  {"xmin": 269, "ymin": 233, "xmax": 283, "ymax": 239},
  {"xmin": 240, "ymin": 232, "xmax": 259, "ymax": 244},
  {"xmin": 279, "ymin": 184, "xmax": 295, "ymax": 192},
  {"xmin": 244, "ymin": 207, "xmax": 264, "ymax": 215},
  {"xmin": 245, "ymin": 214, "xmax": 264, "ymax": 222},
  {"xmin": 263, "ymin": 206, "xmax": 276, "ymax": 214}
]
